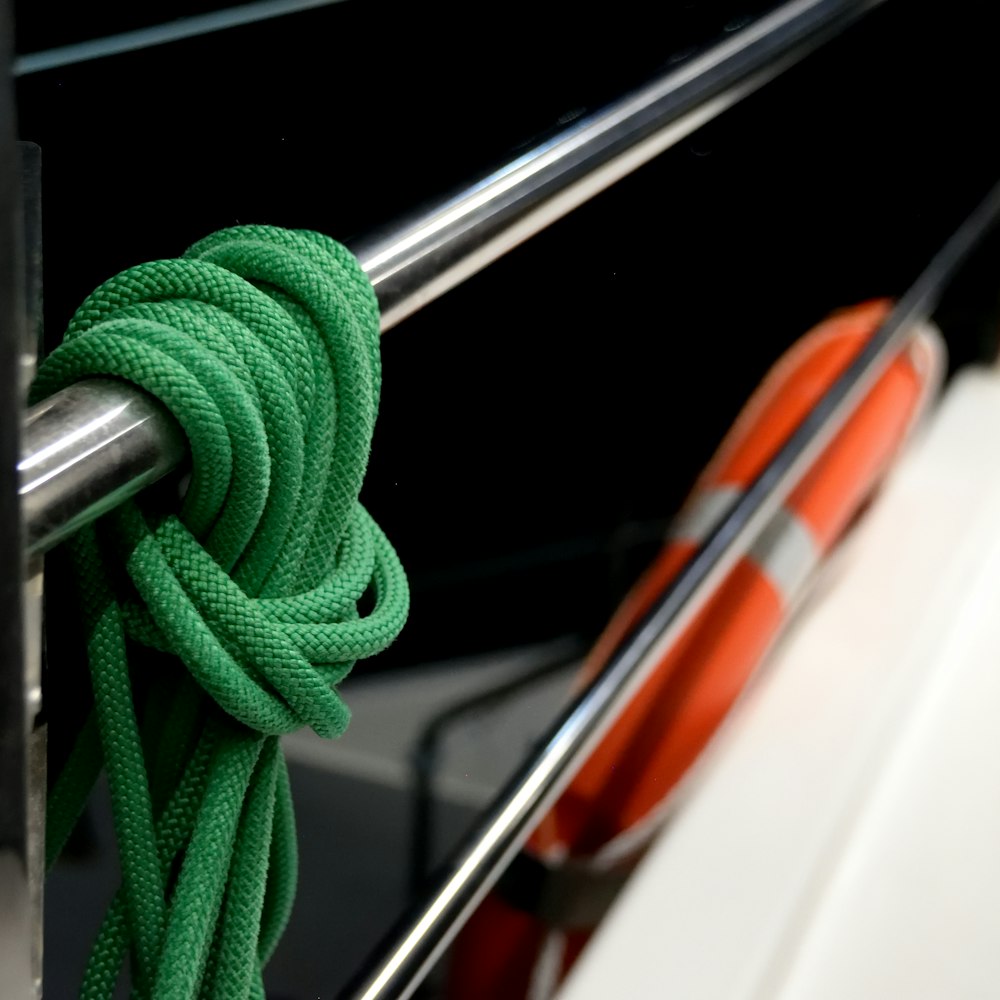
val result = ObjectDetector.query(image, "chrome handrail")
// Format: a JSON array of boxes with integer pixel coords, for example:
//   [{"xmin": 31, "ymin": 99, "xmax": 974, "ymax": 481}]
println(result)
[{"xmin": 19, "ymin": 0, "xmax": 881, "ymax": 556}]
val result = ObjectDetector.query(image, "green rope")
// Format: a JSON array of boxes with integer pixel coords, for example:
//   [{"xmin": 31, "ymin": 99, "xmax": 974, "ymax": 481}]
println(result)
[{"xmin": 31, "ymin": 225, "xmax": 410, "ymax": 998}]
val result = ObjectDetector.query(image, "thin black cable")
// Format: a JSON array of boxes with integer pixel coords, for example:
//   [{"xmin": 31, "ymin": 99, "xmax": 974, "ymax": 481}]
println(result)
[{"xmin": 408, "ymin": 640, "xmax": 587, "ymax": 898}]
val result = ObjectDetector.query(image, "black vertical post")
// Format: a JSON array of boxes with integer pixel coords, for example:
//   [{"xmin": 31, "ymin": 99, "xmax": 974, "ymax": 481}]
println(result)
[{"xmin": 0, "ymin": 0, "xmax": 35, "ymax": 995}]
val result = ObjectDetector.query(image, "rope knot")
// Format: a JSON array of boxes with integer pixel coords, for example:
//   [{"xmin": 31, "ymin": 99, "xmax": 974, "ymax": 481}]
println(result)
[
  {"xmin": 35, "ymin": 226, "xmax": 409, "ymax": 998},
  {"xmin": 32, "ymin": 225, "xmax": 409, "ymax": 738}
]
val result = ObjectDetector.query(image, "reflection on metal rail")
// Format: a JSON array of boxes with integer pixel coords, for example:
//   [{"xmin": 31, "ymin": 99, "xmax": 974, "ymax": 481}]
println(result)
[
  {"xmin": 20, "ymin": 0, "xmax": 882, "ymax": 556},
  {"xmin": 345, "ymin": 179, "xmax": 1000, "ymax": 1000}
]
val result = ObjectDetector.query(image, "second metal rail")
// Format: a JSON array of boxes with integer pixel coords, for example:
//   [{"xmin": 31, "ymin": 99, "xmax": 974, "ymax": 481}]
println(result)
[{"xmin": 344, "ymin": 183, "xmax": 1000, "ymax": 1000}]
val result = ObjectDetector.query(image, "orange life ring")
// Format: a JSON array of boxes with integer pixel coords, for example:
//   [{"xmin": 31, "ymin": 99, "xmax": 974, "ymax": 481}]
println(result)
[{"xmin": 447, "ymin": 300, "xmax": 944, "ymax": 1000}]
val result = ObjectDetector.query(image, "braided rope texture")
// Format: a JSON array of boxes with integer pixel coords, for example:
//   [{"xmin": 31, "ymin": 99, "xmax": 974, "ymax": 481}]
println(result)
[{"xmin": 31, "ymin": 225, "xmax": 410, "ymax": 998}]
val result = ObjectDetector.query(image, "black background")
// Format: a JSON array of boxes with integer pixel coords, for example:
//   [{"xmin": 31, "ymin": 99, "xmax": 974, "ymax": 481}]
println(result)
[{"xmin": 15, "ymin": 2, "xmax": 1000, "ymax": 672}]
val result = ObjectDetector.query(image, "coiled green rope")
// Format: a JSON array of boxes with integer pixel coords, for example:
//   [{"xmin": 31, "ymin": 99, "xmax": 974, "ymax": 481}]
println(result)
[{"xmin": 31, "ymin": 225, "xmax": 410, "ymax": 998}]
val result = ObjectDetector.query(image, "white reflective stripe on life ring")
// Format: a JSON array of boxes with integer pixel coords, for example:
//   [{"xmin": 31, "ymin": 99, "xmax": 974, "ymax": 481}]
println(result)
[{"xmin": 669, "ymin": 486, "xmax": 819, "ymax": 606}]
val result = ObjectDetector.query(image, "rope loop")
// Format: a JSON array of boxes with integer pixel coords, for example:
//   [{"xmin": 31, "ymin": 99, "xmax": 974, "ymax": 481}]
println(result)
[{"xmin": 35, "ymin": 226, "xmax": 409, "ymax": 997}]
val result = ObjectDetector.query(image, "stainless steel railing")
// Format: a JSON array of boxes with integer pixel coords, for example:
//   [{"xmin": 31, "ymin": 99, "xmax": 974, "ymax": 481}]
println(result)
[
  {"xmin": 19, "ymin": 0, "xmax": 881, "ymax": 556},
  {"xmin": 344, "ymin": 179, "xmax": 1000, "ymax": 1000}
]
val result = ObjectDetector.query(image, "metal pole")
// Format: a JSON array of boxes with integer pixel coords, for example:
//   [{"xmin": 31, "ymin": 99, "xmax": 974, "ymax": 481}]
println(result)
[
  {"xmin": 344, "ymin": 179, "xmax": 1000, "ymax": 1000},
  {"xmin": 19, "ymin": 0, "xmax": 881, "ymax": 555},
  {"xmin": 0, "ymin": 1, "xmax": 42, "ymax": 994}
]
